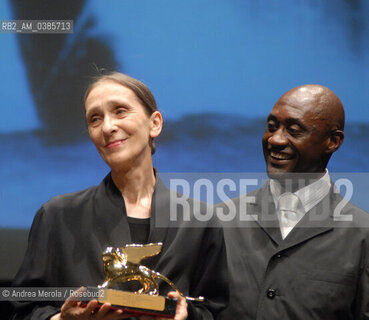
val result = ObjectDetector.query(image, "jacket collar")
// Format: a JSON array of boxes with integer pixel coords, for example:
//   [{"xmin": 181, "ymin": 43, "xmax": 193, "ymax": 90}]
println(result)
[
  {"xmin": 251, "ymin": 181, "xmax": 335, "ymax": 249},
  {"xmin": 98, "ymin": 170, "xmax": 171, "ymax": 249}
]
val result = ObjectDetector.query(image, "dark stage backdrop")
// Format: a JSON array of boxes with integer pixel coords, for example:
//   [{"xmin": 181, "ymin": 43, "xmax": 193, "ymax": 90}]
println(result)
[{"xmin": 1, "ymin": 0, "xmax": 369, "ymax": 283}]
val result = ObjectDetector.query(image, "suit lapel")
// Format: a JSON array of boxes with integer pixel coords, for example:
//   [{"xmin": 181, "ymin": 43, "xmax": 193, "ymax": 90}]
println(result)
[
  {"xmin": 249, "ymin": 183, "xmax": 283, "ymax": 246},
  {"xmin": 278, "ymin": 188, "xmax": 336, "ymax": 250},
  {"xmin": 249, "ymin": 183, "xmax": 338, "ymax": 250}
]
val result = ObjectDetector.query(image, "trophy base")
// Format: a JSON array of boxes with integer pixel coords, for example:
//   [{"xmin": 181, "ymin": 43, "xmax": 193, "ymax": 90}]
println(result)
[{"xmin": 85, "ymin": 287, "xmax": 177, "ymax": 318}]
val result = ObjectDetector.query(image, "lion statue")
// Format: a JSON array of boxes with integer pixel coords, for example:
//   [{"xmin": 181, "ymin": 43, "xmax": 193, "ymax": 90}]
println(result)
[{"xmin": 99, "ymin": 243, "xmax": 203, "ymax": 302}]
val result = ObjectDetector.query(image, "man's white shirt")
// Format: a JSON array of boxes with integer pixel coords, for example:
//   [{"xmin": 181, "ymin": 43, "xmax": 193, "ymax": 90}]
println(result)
[{"xmin": 270, "ymin": 170, "xmax": 331, "ymax": 239}]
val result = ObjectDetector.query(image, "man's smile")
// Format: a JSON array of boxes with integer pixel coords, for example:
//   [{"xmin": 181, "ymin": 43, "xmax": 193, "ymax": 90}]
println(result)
[{"xmin": 269, "ymin": 150, "xmax": 294, "ymax": 161}]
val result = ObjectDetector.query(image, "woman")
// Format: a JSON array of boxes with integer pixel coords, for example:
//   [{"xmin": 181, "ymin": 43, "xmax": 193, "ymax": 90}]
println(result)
[{"xmin": 11, "ymin": 72, "xmax": 228, "ymax": 320}]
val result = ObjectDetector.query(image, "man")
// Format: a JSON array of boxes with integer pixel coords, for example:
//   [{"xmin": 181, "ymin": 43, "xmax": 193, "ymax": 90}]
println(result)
[{"xmin": 218, "ymin": 85, "xmax": 369, "ymax": 319}]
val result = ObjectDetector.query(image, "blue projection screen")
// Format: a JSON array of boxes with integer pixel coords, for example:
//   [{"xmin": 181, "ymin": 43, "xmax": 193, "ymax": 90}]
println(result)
[{"xmin": 1, "ymin": 0, "xmax": 369, "ymax": 281}]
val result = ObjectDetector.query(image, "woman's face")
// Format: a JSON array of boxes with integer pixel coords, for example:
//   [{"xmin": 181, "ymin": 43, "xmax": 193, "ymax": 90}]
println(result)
[{"xmin": 85, "ymin": 80, "xmax": 161, "ymax": 170}]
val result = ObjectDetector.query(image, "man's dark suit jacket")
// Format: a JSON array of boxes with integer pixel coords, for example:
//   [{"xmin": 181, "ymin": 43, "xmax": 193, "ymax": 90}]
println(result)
[
  {"xmin": 217, "ymin": 181, "xmax": 369, "ymax": 320},
  {"xmin": 11, "ymin": 173, "xmax": 229, "ymax": 320}
]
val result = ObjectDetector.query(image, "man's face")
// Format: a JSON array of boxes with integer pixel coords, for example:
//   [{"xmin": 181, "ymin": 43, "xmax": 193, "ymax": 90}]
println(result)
[{"xmin": 262, "ymin": 94, "xmax": 330, "ymax": 180}]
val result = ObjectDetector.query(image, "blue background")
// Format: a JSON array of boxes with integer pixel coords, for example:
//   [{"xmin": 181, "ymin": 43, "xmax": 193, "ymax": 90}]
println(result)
[{"xmin": 1, "ymin": 0, "xmax": 369, "ymax": 228}]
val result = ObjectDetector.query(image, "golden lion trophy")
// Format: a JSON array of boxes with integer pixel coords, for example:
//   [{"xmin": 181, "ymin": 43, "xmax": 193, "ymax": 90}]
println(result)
[{"xmin": 86, "ymin": 242, "xmax": 203, "ymax": 318}]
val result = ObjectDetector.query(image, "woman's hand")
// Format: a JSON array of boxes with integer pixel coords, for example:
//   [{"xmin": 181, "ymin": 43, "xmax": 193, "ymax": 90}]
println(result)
[
  {"xmin": 50, "ymin": 287, "xmax": 129, "ymax": 320},
  {"xmin": 168, "ymin": 291, "xmax": 188, "ymax": 320},
  {"xmin": 140, "ymin": 291, "xmax": 188, "ymax": 320}
]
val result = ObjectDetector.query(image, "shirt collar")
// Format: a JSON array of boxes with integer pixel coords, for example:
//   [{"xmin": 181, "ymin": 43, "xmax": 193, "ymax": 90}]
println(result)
[{"xmin": 270, "ymin": 169, "xmax": 331, "ymax": 214}]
